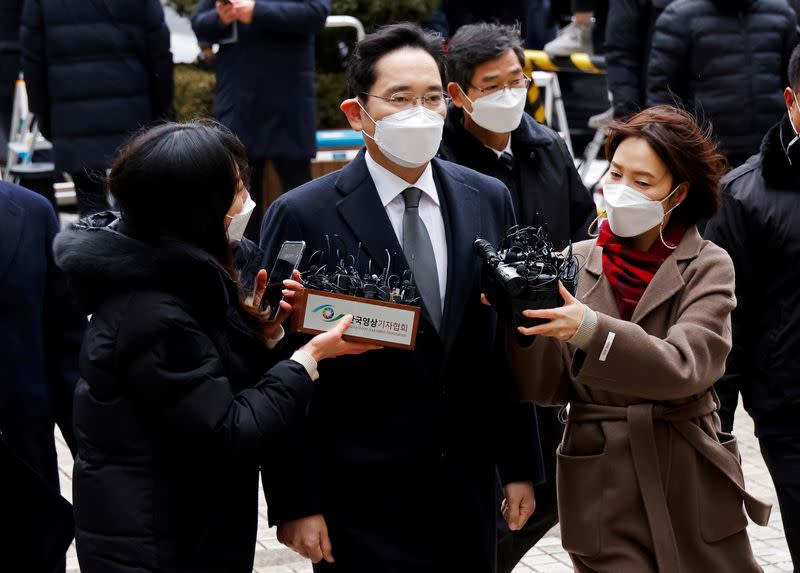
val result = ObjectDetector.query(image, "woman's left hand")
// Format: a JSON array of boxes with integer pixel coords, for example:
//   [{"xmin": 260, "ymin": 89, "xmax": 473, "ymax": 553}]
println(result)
[
  {"xmin": 517, "ymin": 281, "xmax": 586, "ymax": 341},
  {"xmin": 251, "ymin": 269, "xmax": 303, "ymax": 341}
]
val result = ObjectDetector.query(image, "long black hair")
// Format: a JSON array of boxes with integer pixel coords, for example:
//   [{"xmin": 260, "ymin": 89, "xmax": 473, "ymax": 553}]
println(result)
[{"xmin": 107, "ymin": 120, "xmax": 250, "ymax": 267}]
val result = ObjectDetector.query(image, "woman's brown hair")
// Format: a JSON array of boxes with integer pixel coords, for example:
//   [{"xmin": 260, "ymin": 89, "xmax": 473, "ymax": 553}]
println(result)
[{"xmin": 604, "ymin": 105, "xmax": 729, "ymax": 225}]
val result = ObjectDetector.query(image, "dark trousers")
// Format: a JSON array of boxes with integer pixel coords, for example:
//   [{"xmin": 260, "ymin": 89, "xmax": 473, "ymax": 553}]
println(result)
[
  {"xmin": 759, "ymin": 434, "xmax": 800, "ymax": 572},
  {"xmin": 71, "ymin": 169, "xmax": 109, "ymax": 217},
  {"xmin": 496, "ymin": 405, "xmax": 561, "ymax": 573},
  {"xmin": 246, "ymin": 157, "xmax": 312, "ymax": 241}
]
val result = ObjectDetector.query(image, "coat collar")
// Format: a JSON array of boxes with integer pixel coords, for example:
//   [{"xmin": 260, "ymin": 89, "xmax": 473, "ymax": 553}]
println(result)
[
  {"xmin": 442, "ymin": 104, "xmax": 554, "ymax": 159},
  {"xmin": 583, "ymin": 225, "xmax": 703, "ymax": 323},
  {"xmin": 761, "ymin": 115, "xmax": 800, "ymax": 190}
]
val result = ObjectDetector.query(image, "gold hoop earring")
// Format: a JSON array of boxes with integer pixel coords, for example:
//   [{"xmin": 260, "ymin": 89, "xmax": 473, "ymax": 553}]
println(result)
[
  {"xmin": 588, "ymin": 214, "xmax": 603, "ymax": 238},
  {"xmin": 659, "ymin": 220, "xmax": 677, "ymax": 250}
]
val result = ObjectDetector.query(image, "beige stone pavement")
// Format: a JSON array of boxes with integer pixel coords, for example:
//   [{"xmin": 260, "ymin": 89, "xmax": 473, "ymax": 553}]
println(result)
[{"xmin": 57, "ymin": 405, "xmax": 793, "ymax": 573}]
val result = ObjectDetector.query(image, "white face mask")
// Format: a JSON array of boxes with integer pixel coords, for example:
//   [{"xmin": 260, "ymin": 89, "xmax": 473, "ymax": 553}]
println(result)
[
  {"xmin": 225, "ymin": 194, "xmax": 255, "ymax": 243},
  {"xmin": 462, "ymin": 86, "xmax": 528, "ymax": 133},
  {"xmin": 603, "ymin": 183, "xmax": 681, "ymax": 238},
  {"xmin": 359, "ymin": 103, "xmax": 444, "ymax": 168}
]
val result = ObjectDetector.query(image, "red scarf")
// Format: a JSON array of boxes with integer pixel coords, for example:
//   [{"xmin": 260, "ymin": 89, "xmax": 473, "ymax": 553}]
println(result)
[{"xmin": 596, "ymin": 220, "xmax": 687, "ymax": 321}]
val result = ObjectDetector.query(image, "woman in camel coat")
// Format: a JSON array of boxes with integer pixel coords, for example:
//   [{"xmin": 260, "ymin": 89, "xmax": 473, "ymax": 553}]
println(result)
[{"xmin": 507, "ymin": 106, "xmax": 770, "ymax": 572}]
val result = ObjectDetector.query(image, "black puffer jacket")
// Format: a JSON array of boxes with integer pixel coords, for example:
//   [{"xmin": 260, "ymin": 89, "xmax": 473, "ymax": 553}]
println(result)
[
  {"xmin": 647, "ymin": 0, "xmax": 797, "ymax": 167},
  {"xmin": 604, "ymin": 0, "xmax": 673, "ymax": 118},
  {"xmin": 438, "ymin": 106, "xmax": 595, "ymax": 250},
  {"xmin": 54, "ymin": 214, "xmax": 313, "ymax": 573},
  {"xmin": 705, "ymin": 115, "xmax": 800, "ymax": 437},
  {"xmin": 20, "ymin": 0, "xmax": 173, "ymax": 172}
]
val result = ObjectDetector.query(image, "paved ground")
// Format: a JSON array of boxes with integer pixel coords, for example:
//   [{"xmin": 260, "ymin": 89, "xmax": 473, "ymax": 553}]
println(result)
[{"xmin": 57, "ymin": 404, "xmax": 793, "ymax": 573}]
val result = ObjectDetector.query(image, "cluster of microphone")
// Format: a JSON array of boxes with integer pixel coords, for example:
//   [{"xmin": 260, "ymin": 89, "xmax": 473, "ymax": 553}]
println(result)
[
  {"xmin": 301, "ymin": 236, "xmax": 421, "ymax": 307},
  {"xmin": 474, "ymin": 226, "xmax": 579, "ymax": 330}
]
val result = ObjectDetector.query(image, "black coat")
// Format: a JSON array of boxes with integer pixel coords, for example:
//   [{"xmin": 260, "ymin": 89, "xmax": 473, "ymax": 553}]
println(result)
[
  {"xmin": 192, "ymin": 0, "xmax": 330, "ymax": 161},
  {"xmin": 0, "ymin": 0, "xmax": 22, "ymax": 122},
  {"xmin": 705, "ymin": 115, "xmax": 800, "ymax": 437},
  {"xmin": 647, "ymin": 0, "xmax": 797, "ymax": 168},
  {"xmin": 0, "ymin": 181, "xmax": 85, "ymax": 569},
  {"xmin": 259, "ymin": 152, "xmax": 541, "ymax": 573},
  {"xmin": 54, "ymin": 214, "xmax": 314, "ymax": 573},
  {"xmin": 604, "ymin": 0, "xmax": 673, "ymax": 119},
  {"xmin": 20, "ymin": 0, "xmax": 173, "ymax": 173},
  {"xmin": 438, "ymin": 106, "xmax": 595, "ymax": 250}
]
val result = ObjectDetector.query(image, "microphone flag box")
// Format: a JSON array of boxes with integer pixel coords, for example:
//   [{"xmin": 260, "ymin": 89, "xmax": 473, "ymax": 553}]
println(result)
[{"xmin": 289, "ymin": 289, "xmax": 421, "ymax": 350}]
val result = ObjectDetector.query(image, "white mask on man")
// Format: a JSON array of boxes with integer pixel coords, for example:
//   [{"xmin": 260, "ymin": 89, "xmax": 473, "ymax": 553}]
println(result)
[
  {"xmin": 359, "ymin": 103, "xmax": 444, "ymax": 168},
  {"xmin": 603, "ymin": 183, "xmax": 681, "ymax": 238},
  {"xmin": 461, "ymin": 86, "xmax": 528, "ymax": 133},
  {"xmin": 225, "ymin": 194, "xmax": 256, "ymax": 243}
]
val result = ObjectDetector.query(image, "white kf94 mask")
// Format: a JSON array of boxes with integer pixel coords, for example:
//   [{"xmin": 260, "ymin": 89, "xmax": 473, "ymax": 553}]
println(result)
[
  {"xmin": 360, "ymin": 104, "xmax": 444, "ymax": 168},
  {"xmin": 603, "ymin": 183, "xmax": 680, "ymax": 238},
  {"xmin": 462, "ymin": 87, "xmax": 528, "ymax": 133},
  {"xmin": 226, "ymin": 194, "xmax": 256, "ymax": 243}
]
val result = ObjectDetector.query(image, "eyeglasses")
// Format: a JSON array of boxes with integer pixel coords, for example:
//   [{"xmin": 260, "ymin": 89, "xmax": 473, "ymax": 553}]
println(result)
[
  {"xmin": 360, "ymin": 91, "xmax": 452, "ymax": 110},
  {"xmin": 468, "ymin": 76, "xmax": 531, "ymax": 96}
]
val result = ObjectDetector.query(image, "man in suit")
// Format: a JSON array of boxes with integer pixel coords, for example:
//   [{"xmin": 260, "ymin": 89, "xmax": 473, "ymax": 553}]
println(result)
[
  {"xmin": 259, "ymin": 23, "xmax": 540, "ymax": 573},
  {"xmin": 438, "ymin": 22, "xmax": 596, "ymax": 573},
  {"xmin": 0, "ymin": 181, "xmax": 86, "ymax": 570}
]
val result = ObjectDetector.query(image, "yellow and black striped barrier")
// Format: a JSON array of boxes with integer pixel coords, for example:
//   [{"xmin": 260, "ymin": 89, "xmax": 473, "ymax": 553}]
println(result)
[
  {"xmin": 524, "ymin": 50, "xmax": 607, "ymax": 75},
  {"xmin": 523, "ymin": 50, "xmax": 607, "ymax": 124}
]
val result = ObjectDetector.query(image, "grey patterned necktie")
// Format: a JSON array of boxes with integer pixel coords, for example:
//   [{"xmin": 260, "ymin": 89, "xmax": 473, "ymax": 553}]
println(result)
[{"xmin": 402, "ymin": 187, "xmax": 442, "ymax": 330}]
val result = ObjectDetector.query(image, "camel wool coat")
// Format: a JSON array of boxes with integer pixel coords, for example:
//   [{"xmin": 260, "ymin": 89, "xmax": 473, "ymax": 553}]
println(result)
[{"xmin": 508, "ymin": 226, "xmax": 771, "ymax": 573}]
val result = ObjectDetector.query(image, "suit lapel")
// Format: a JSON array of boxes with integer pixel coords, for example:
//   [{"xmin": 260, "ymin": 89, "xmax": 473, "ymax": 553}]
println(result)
[
  {"xmin": 433, "ymin": 159, "xmax": 480, "ymax": 356},
  {"xmin": 0, "ymin": 186, "xmax": 25, "ymax": 282},
  {"xmin": 334, "ymin": 152, "xmax": 404, "ymax": 272}
]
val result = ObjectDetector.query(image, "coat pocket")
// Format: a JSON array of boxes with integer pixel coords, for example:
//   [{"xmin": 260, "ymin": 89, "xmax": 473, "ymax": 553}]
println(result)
[
  {"xmin": 697, "ymin": 432, "xmax": 748, "ymax": 543},
  {"xmin": 556, "ymin": 446, "xmax": 606, "ymax": 557}
]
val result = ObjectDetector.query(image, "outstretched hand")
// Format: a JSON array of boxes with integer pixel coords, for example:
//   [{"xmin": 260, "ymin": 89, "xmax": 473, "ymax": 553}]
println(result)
[
  {"xmin": 516, "ymin": 281, "xmax": 586, "ymax": 341},
  {"xmin": 302, "ymin": 315, "xmax": 382, "ymax": 363},
  {"xmin": 250, "ymin": 269, "xmax": 303, "ymax": 341}
]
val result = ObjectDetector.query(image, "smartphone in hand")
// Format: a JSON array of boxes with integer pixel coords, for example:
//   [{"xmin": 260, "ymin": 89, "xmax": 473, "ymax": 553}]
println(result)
[{"xmin": 262, "ymin": 241, "xmax": 306, "ymax": 321}]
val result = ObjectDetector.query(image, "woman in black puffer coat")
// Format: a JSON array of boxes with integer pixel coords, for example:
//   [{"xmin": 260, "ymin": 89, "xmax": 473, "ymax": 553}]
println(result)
[
  {"xmin": 54, "ymin": 121, "xmax": 376, "ymax": 573},
  {"xmin": 647, "ymin": 0, "xmax": 797, "ymax": 168}
]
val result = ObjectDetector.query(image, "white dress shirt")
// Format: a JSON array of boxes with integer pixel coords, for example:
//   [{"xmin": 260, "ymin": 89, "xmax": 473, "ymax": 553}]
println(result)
[
  {"xmin": 364, "ymin": 151, "xmax": 448, "ymax": 306},
  {"xmin": 485, "ymin": 137, "xmax": 513, "ymax": 159}
]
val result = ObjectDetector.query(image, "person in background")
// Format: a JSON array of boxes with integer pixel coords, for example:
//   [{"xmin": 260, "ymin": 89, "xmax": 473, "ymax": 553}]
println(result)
[
  {"xmin": 647, "ymin": 0, "xmax": 797, "ymax": 169},
  {"xmin": 544, "ymin": 0, "xmax": 596, "ymax": 56},
  {"xmin": 442, "ymin": 0, "xmax": 529, "ymax": 39},
  {"xmin": 704, "ymin": 43, "xmax": 800, "ymax": 572},
  {"xmin": 192, "ymin": 0, "xmax": 330, "ymax": 240},
  {"xmin": 441, "ymin": 23, "xmax": 595, "ymax": 251},
  {"xmin": 20, "ymin": 0, "xmax": 173, "ymax": 216},
  {"xmin": 506, "ymin": 105, "xmax": 770, "ymax": 572},
  {"xmin": 54, "ymin": 121, "xmax": 376, "ymax": 573},
  {"xmin": 439, "ymin": 23, "xmax": 595, "ymax": 572},
  {"xmin": 0, "ymin": 180, "xmax": 86, "ymax": 571},
  {"xmin": 0, "ymin": 0, "xmax": 23, "ymax": 158},
  {"xmin": 526, "ymin": 0, "xmax": 558, "ymax": 50},
  {"xmin": 260, "ymin": 22, "xmax": 539, "ymax": 573},
  {"xmin": 604, "ymin": 0, "xmax": 673, "ymax": 120}
]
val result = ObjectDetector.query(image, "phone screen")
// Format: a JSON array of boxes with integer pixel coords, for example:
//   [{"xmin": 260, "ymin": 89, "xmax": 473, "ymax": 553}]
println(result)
[{"xmin": 263, "ymin": 241, "xmax": 306, "ymax": 319}]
